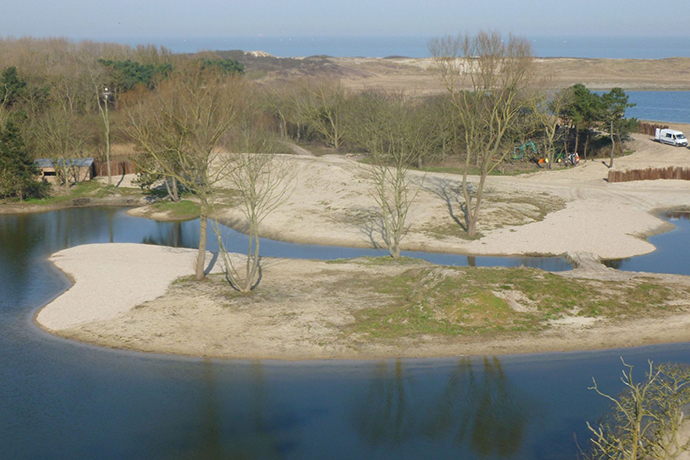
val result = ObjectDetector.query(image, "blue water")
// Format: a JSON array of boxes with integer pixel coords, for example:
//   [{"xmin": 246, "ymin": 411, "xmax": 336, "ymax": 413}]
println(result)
[
  {"xmin": 604, "ymin": 213, "xmax": 690, "ymax": 274},
  {"xmin": 0, "ymin": 207, "xmax": 688, "ymax": 459},
  {"xmin": 594, "ymin": 90, "xmax": 690, "ymax": 123},
  {"xmin": 112, "ymin": 35, "xmax": 690, "ymax": 59},
  {"xmin": 625, "ymin": 91, "xmax": 690, "ymax": 124}
]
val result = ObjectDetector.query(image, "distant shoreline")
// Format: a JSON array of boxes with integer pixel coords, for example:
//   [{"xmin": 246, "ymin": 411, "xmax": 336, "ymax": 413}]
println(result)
[{"xmin": 83, "ymin": 35, "xmax": 690, "ymax": 59}]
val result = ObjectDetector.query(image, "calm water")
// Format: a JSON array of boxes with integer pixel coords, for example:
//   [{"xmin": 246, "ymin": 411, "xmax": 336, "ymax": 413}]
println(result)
[
  {"xmin": 625, "ymin": 91, "xmax": 690, "ymax": 124},
  {"xmin": 593, "ymin": 90, "xmax": 690, "ymax": 124},
  {"xmin": 112, "ymin": 35, "xmax": 690, "ymax": 59},
  {"xmin": 0, "ymin": 207, "xmax": 689, "ymax": 459},
  {"xmin": 604, "ymin": 212, "xmax": 690, "ymax": 274}
]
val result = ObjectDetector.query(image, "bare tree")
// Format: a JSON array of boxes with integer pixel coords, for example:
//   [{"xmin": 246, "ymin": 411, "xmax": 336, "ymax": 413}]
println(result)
[
  {"xmin": 298, "ymin": 78, "xmax": 350, "ymax": 150},
  {"xmin": 348, "ymin": 91, "xmax": 433, "ymax": 257},
  {"xmin": 214, "ymin": 153, "xmax": 294, "ymax": 293},
  {"xmin": 430, "ymin": 31, "xmax": 535, "ymax": 237},
  {"xmin": 126, "ymin": 64, "xmax": 244, "ymax": 280},
  {"xmin": 585, "ymin": 359, "xmax": 690, "ymax": 460},
  {"xmin": 29, "ymin": 105, "xmax": 90, "ymax": 189},
  {"xmin": 528, "ymin": 86, "xmax": 573, "ymax": 168}
]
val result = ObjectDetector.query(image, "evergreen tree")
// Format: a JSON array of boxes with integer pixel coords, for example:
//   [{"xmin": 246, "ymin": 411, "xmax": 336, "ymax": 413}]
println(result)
[
  {"xmin": 98, "ymin": 59, "xmax": 173, "ymax": 92},
  {"xmin": 199, "ymin": 58, "xmax": 245, "ymax": 75},
  {"xmin": 601, "ymin": 87, "xmax": 635, "ymax": 167},
  {"xmin": 0, "ymin": 119, "xmax": 42, "ymax": 201},
  {"xmin": 561, "ymin": 83, "xmax": 604, "ymax": 160},
  {"xmin": 0, "ymin": 66, "xmax": 27, "ymax": 108}
]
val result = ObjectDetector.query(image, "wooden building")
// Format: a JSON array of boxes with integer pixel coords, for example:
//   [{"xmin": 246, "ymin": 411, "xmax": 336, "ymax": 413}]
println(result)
[{"xmin": 34, "ymin": 158, "xmax": 95, "ymax": 184}]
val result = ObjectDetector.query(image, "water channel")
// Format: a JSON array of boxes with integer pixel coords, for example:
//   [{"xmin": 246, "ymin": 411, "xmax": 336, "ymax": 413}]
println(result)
[{"xmin": 0, "ymin": 207, "xmax": 688, "ymax": 459}]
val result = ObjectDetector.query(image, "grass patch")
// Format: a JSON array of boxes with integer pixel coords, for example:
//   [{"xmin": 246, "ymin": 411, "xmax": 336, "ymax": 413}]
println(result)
[
  {"xmin": 326, "ymin": 256, "xmax": 428, "ymax": 266},
  {"xmin": 345, "ymin": 266, "xmax": 679, "ymax": 340},
  {"xmin": 421, "ymin": 191, "xmax": 564, "ymax": 240},
  {"xmin": 422, "ymin": 219, "xmax": 481, "ymax": 241},
  {"xmin": 149, "ymin": 200, "xmax": 201, "ymax": 219},
  {"xmin": 24, "ymin": 180, "xmax": 121, "ymax": 205}
]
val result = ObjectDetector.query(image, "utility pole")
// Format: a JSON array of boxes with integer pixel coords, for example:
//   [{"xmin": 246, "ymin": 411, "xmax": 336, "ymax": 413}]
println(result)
[{"xmin": 103, "ymin": 86, "xmax": 112, "ymax": 186}]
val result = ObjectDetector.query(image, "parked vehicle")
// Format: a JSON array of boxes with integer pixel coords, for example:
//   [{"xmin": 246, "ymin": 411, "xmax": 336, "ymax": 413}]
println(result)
[{"xmin": 655, "ymin": 128, "xmax": 688, "ymax": 147}]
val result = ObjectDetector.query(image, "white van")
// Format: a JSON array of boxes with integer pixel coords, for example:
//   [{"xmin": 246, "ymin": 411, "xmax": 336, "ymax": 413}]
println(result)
[{"xmin": 655, "ymin": 128, "xmax": 688, "ymax": 147}]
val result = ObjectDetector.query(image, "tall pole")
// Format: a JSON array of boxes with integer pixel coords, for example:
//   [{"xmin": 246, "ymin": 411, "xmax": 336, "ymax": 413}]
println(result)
[{"xmin": 103, "ymin": 87, "xmax": 112, "ymax": 186}]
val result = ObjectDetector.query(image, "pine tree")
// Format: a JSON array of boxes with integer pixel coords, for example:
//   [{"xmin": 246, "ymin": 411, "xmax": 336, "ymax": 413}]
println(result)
[
  {"xmin": 0, "ymin": 119, "xmax": 41, "ymax": 201},
  {"xmin": 0, "ymin": 66, "xmax": 27, "ymax": 108}
]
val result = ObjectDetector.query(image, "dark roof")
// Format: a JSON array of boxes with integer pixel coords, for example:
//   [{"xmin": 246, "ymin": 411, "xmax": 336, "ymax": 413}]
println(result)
[{"xmin": 34, "ymin": 158, "xmax": 94, "ymax": 168}]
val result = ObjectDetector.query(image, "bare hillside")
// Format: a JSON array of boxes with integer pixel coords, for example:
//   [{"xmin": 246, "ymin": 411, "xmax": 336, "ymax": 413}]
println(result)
[{"xmin": 221, "ymin": 50, "xmax": 690, "ymax": 92}]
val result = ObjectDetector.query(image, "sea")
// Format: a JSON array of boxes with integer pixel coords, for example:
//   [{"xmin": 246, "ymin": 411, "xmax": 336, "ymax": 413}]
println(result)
[
  {"xmin": 621, "ymin": 91, "xmax": 690, "ymax": 124},
  {"xmin": 115, "ymin": 35, "xmax": 690, "ymax": 59}
]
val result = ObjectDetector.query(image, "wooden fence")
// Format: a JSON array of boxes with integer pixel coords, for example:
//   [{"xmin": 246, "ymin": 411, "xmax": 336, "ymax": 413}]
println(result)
[
  {"xmin": 608, "ymin": 167, "xmax": 690, "ymax": 183},
  {"xmin": 93, "ymin": 156, "xmax": 137, "ymax": 177},
  {"xmin": 638, "ymin": 122, "xmax": 669, "ymax": 136}
]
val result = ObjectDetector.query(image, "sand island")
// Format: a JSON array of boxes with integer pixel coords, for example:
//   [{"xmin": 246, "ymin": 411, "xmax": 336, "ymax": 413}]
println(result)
[{"xmin": 33, "ymin": 129, "xmax": 690, "ymax": 360}]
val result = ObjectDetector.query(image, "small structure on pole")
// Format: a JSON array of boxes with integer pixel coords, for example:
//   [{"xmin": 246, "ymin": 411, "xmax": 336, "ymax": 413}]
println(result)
[{"xmin": 102, "ymin": 86, "xmax": 112, "ymax": 186}]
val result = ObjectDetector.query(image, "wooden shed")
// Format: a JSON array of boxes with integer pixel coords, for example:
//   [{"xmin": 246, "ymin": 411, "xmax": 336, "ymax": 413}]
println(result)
[{"xmin": 34, "ymin": 158, "xmax": 95, "ymax": 184}]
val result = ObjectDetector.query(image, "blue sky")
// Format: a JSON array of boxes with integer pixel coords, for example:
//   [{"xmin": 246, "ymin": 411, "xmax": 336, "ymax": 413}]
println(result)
[{"xmin": 3, "ymin": 0, "xmax": 689, "ymax": 41}]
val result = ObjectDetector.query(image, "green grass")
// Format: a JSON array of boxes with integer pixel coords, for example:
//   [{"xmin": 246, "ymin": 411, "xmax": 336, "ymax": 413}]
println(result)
[
  {"xmin": 148, "ymin": 200, "xmax": 201, "ymax": 219},
  {"xmin": 344, "ymin": 266, "xmax": 679, "ymax": 339},
  {"xmin": 24, "ymin": 180, "xmax": 118, "ymax": 205},
  {"xmin": 326, "ymin": 256, "xmax": 427, "ymax": 266}
]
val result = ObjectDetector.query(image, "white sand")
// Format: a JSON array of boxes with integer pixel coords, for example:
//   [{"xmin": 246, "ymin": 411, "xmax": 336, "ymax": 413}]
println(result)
[
  {"xmin": 36, "ymin": 243, "xmax": 223, "ymax": 330},
  {"xmin": 215, "ymin": 133, "xmax": 690, "ymax": 260}
]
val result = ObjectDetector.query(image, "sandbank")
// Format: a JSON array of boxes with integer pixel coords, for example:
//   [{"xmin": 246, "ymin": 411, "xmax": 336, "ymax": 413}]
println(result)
[{"xmin": 37, "ymin": 244, "xmax": 690, "ymax": 360}]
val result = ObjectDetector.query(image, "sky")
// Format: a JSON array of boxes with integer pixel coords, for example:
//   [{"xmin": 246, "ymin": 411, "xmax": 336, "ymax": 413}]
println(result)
[{"xmin": 2, "ymin": 0, "xmax": 689, "ymax": 43}]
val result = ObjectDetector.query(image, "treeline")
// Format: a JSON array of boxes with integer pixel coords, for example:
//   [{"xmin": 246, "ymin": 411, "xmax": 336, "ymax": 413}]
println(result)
[
  {"xmin": 258, "ymin": 78, "xmax": 637, "ymax": 167},
  {"xmin": 0, "ymin": 36, "xmax": 637, "ymax": 202},
  {"xmin": 0, "ymin": 37, "xmax": 245, "ymax": 199}
]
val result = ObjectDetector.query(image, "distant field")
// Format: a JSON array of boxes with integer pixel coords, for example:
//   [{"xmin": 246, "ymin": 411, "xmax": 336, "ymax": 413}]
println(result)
[{"xmin": 222, "ymin": 50, "xmax": 690, "ymax": 92}]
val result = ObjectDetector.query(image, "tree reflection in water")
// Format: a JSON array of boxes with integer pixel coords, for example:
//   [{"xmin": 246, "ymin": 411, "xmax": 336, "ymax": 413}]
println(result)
[
  {"xmin": 352, "ymin": 357, "xmax": 533, "ymax": 458},
  {"xmin": 174, "ymin": 361, "xmax": 300, "ymax": 460},
  {"xmin": 141, "ymin": 221, "xmax": 196, "ymax": 248}
]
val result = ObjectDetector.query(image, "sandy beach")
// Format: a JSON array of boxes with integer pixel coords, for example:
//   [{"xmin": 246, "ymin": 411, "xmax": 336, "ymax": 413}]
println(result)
[{"xmin": 32, "ymin": 130, "xmax": 690, "ymax": 360}]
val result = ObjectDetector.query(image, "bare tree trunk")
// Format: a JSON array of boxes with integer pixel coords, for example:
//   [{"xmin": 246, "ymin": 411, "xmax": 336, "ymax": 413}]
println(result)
[
  {"xmin": 164, "ymin": 176, "xmax": 180, "ymax": 202},
  {"xmin": 171, "ymin": 176, "xmax": 179, "ymax": 201},
  {"xmin": 195, "ymin": 196, "xmax": 208, "ymax": 281},
  {"xmin": 608, "ymin": 120, "xmax": 615, "ymax": 168}
]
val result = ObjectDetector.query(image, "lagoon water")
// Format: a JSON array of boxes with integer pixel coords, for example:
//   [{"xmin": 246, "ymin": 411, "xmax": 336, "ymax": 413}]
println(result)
[
  {"xmin": 1, "ymin": 207, "xmax": 689, "ymax": 459},
  {"xmin": 625, "ymin": 91, "xmax": 690, "ymax": 124},
  {"xmin": 604, "ymin": 212, "xmax": 690, "ymax": 274}
]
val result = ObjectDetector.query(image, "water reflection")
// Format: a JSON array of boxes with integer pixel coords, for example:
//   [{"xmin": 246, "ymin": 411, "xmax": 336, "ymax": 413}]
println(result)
[
  {"xmin": 141, "ymin": 221, "xmax": 199, "ymax": 248},
  {"xmin": 352, "ymin": 357, "xmax": 533, "ymax": 458},
  {"xmin": 667, "ymin": 212, "xmax": 690, "ymax": 221}
]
